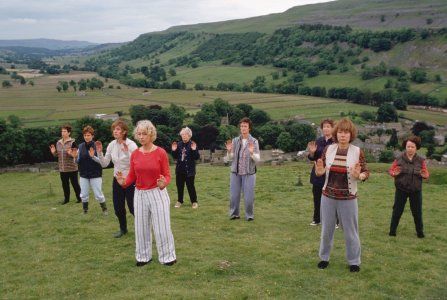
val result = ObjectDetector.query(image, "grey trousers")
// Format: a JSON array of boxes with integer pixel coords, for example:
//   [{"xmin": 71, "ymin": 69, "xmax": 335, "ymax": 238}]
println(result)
[
  {"xmin": 319, "ymin": 195, "xmax": 361, "ymax": 265},
  {"xmin": 229, "ymin": 173, "xmax": 255, "ymax": 220}
]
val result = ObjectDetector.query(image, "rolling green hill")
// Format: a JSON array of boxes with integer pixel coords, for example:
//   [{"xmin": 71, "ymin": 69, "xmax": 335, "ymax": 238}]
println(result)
[{"xmin": 164, "ymin": 0, "xmax": 447, "ymax": 34}]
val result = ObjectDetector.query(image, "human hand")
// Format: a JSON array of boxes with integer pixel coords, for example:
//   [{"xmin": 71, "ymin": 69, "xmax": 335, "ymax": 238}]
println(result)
[
  {"xmin": 71, "ymin": 148, "xmax": 78, "ymax": 158},
  {"xmin": 350, "ymin": 162, "xmax": 361, "ymax": 179},
  {"xmin": 421, "ymin": 168, "xmax": 429, "ymax": 179},
  {"xmin": 157, "ymin": 175, "xmax": 167, "ymax": 190},
  {"xmin": 392, "ymin": 166, "xmax": 401, "ymax": 177},
  {"xmin": 308, "ymin": 141, "xmax": 317, "ymax": 154},
  {"xmin": 116, "ymin": 171, "xmax": 126, "ymax": 186},
  {"xmin": 315, "ymin": 159, "xmax": 325, "ymax": 176},
  {"xmin": 49, "ymin": 144, "xmax": 56, "ymax": 154},
  {"xmin": 191, "ymin": 141, "xmax": 197, "ymax": 151},
  {"xmin": 248, "ymin": 141, "xmax": 255, "ymax": 154},
  {"xmin": 225, "ymin": 140, "xmax": 233, "ymax": 152},
  {"xmin": 122, "ymin": 142, "xmax": 128, "ymax": 153},
  {"xmin": 95, "ymin": 141, "xmax": 103, "ymax": 154},
  {"xmin": 88, "ymin": 147, "xmax": 95, "ymax": 158},
  {"xmin": 171, "ymin": 141, "xmax": 177, "ymax": 151}
]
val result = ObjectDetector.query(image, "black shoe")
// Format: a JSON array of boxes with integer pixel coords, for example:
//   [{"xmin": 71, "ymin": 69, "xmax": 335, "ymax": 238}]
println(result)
[
  {"xmin": 389, "ymin": 231, "xmax": 396, "ymax": 237},
  {"xmin": 114, "ymin": 230, "xmax": 128, "ymax": 238},
  {"xmin": 164, "ymin": 260, "xmax": 177, "ymax": 266},
  {"xmin": 230, "ymin": 215, "xmax": 240, "ymax": 220},
  {"xmin": 349, "ymin": 265, "xmax": 360, "ymax": 272},
  {"xmin": 417, "ymin": 232, "xmax": 425, "ymax": 238},
  {"xmin": 136, "ymin": 259, "xmax": 152, "ymax": 267},
  {"xmin": 318, "ymin": 261, "xmax": 329, "ymax": 269},
  {"xmin": 60, "ymin": 200, "xmax": 69, "ymax": 205},
  {"xmin": 76, "ymin": 199, "xmax": 81, "ymax": 203},
  {"xmin": 247, "ymin": 217, "xmax": 254, "ymax": 221}
]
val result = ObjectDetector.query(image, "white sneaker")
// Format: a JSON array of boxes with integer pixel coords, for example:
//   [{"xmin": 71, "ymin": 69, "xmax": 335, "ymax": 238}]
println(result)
[
  {"xmin": 335, "ymin": 224, "xmax": 339, "ymax": 229},
  {"xmin": 310, "ymin": 221, "xmax": 321, "ymax": 226},
  {"xmin": 174, "ymin": 202, "xmax": 182, "ymax": 208},
  {"xmin": 192, "ymin": 203, "xmax": 198, "ymax": 209}
]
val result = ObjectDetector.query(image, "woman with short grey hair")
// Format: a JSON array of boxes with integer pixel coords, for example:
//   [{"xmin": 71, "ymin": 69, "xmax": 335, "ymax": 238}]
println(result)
[{"xmin": 171, "ymin": 127, "xmax": 200, "ymax": 209}]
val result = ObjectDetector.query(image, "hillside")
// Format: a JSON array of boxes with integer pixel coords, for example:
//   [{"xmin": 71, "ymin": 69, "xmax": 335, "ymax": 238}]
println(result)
[
  {"xmin": 0, "ymin": 38, "xmax": 96, "ymax": 50},
  {"xmin": 165, "ymin": 0, "xmax": 447, "ymax": 34}
]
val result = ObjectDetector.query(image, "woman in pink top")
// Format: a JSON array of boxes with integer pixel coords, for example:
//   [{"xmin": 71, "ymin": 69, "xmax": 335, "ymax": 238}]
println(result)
[{"xmin": 117, "ymin": 120, "xmax": 176, "ymax": 267}]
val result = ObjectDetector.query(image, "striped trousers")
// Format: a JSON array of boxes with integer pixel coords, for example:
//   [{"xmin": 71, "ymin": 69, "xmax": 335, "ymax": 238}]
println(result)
[{"xmin": 134, "ymin": 187, "xmax": 176, "ymax": 264}]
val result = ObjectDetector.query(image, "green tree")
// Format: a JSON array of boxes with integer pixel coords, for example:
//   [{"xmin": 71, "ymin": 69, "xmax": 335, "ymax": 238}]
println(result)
[
  {"xmin": 410, "ymin": 69, "xmax": 427, "ymax": 83},
  {"xmin": 377, "ymin": 103, "xmax": 398, "ymax": 122},
  {"xmin": 7, "ymin": 115, "xmax": 23, "ymax": 128},
  {"xmin": 2, "ymin": 80, "xmax": 12, "ymax": 88},
  {"xmin": 193, "ymin": 103, "xmax": 220, "ymax": 126},
  {"xmin": 277, "ymin": 132, "xmax": 294, "ymax": 152},
  {"xmin": 249, "ymin": 109, "xmax": 271, "ymax": 126}
]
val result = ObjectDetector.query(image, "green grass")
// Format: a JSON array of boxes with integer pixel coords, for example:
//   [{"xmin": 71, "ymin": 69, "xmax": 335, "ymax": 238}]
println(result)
[
  {"xmin": 1, "ymin": 71, "xmax": 447, "ymax": 127},
  {"xmin": 169, "ymin": 64, "xmax": 281, "ymax": 86},
  {"xmin": 0, "ymin": 163, "xmax": 446, "ymax": 298}
]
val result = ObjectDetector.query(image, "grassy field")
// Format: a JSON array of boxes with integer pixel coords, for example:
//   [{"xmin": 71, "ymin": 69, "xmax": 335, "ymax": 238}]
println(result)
[
  {"xmin": 2, "ymin": 72, "xmax": 447, "ymax": 128},
  {"xmin": 0, "ymin": 162, "xmax": 446, "ymax": 298}
]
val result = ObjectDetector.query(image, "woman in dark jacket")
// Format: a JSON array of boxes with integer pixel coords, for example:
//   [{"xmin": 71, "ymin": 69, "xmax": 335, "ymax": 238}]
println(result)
[
  {"xmin": 307, "ymin": 119, "xmax": 334, "ymax": 226},
  {"xmin": 388, "ymin": 136, "xmax": 429, "ymax": 238},
  {"xmin": 171, "ymin": 127, "xmax": 200, "ymax": 209}
]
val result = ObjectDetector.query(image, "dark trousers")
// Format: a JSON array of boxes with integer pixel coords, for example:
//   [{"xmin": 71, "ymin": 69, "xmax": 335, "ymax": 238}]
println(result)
[
  {"xmin": 113, "ymin": 178, "xmax": 135, "ymax": 232},
  {"xmin": 60, "ymin": 171, "xmax": 81, "ymax": 202},
  {"xmin": 390, "ymin": 189, "xmax": 423, "ymax": 234},
  {"xmin": 312, "ymin": 185, "xmax": 323, "ymax": 223},
  {"xmin": 176, "ymin": 173, "xmax": 197, "ymax": 203}
]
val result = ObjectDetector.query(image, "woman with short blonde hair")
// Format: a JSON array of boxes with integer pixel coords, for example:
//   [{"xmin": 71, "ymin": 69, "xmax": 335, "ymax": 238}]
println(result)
[{"xmin": 118, "ymin": 120, "xmax": 176, "ymax": 266}]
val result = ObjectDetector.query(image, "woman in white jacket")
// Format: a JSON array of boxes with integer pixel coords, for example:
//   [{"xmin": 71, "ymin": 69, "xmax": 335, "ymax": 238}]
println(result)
[{"xmin": 97, "ymin": 119, "xmax": 138, "ymax": 238}]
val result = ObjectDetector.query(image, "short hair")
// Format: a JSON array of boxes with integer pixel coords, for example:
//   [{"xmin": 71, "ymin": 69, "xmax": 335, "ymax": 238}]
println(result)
[
  {"xmin": 402, "ymin": 135, "xmax": 421, "ymax": 150},
  {"xmin": 82, "ymin": 125, "xmax": 94, "ymax": 135},
  {"xmin": 179, "ymin": 127, "xmax": 192, "ymax": 138},
  {"xmin": 61, "ymin": 124, "xmax": 72, "ymax": 133},
  {"xmin": 134, "ymin": 120, "xmax": 157, "ymax": 142},
  {"xmin": 332, "ymin": 118, "xmax": 357, "ymax": 143},
  {"xmin": 320, "ymin": 119, "xmax": 334, "ymax": 129},
  {"xmin": 111, "ymin": 119, "xmax": 129, "ymax": 139},
  {"xmin": 239, "ymin": 117, "xmax": 253, "ymax": 130}
]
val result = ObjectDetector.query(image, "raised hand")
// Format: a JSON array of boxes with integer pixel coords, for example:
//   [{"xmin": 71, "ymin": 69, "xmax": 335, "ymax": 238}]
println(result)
[
  {"xmin": 420, "ymin": 168, "xmax": 429, "ymax": 179},
  {"xmin": 191, "ymin": 141, "xmax": 197, "ymax": 151},
  {"xmin": 350, "ymin": 162, "xmax": 362, "ymax": 179},
  {"xmin": 225, "ymin": 140, "xmax": 233, "ymax": 152},
  {"xmin": 308, "ymin": 141, "xmax": 317, "ymax": 154},
  {"xmin": 71, "ymin": 148, "xmax": 78, "ymax": 158},
  {"xmin": 171, "ymin": 141, "xmax": 178, "ymax": 151},
  {"xmin": 121, "ymin": 142, "xmax": 128, "ymax": 153},
  {"xmin": 95, "ymin": 141, "xmax": 103, "ymax": 154},
  {"xmin": 157, "ymin": 175, "xmax": 167, "ymax": 190},
  {"xmin": 49, "ymin": 144, "xmax": 56, "ymax": 155},
  {"xmin": 88, "ymin": 147, "xmax": 95, "ymax": 158},
  {"xmin": 315, "ymin": 158, "xmax": 325, "ymax": 176},
  {"xmin": 248, "ymin": 141, "xmax": 255, "ymax": 154}
]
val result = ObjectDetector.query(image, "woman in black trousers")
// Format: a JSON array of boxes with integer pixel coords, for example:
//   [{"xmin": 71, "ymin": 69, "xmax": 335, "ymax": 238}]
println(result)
[{"xmin": 171, "ymin": 127, "xmax": 200, "ymax": 209}]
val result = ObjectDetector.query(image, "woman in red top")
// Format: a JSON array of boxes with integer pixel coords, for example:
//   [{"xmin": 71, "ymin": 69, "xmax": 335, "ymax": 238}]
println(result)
[{"xmin": 117, "ymin": 120, "xmax": 176, "ymax": 267}]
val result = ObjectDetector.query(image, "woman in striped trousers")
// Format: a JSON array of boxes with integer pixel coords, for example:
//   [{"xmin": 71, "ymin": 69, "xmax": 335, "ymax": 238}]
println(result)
[{"xmin": 117, "ymin": 120, "xmax": 176, "ymax": 267}]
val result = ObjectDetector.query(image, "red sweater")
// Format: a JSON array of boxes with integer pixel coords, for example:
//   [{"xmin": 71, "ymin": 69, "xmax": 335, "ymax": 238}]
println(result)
[{"xmin": 125, "ymin": 147, "xmax": 171, "ymax": 190}]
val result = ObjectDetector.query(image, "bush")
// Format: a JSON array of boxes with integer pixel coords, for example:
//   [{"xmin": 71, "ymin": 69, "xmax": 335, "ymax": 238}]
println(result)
[{"xmin": 379, "ymin": 149, "xmax": 395, "ymax": 163}]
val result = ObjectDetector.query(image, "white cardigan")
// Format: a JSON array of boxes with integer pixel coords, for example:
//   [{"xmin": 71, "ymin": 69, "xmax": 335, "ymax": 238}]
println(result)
[{"xmin": 322, "ymin": 143, "xmax": 361, "ymax": 196}]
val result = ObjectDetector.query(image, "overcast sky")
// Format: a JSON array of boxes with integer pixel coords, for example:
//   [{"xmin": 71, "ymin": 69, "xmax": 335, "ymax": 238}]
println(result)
[{"xmin": 0, "ymin": 0, "xmax": 334, "ymax": 43}]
